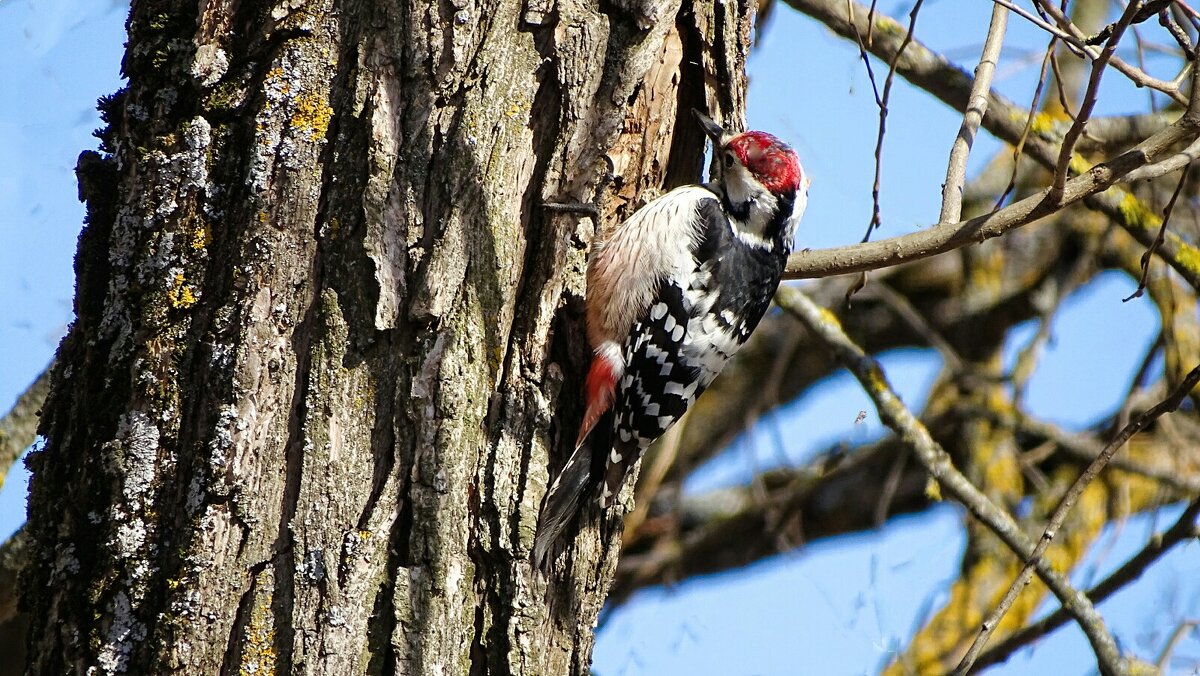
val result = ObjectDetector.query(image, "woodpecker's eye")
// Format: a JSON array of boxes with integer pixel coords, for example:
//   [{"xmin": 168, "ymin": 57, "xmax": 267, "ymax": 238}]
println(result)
[{"xmin": 723, "ymin": 153, "xmax": 735, "ymax": 168}]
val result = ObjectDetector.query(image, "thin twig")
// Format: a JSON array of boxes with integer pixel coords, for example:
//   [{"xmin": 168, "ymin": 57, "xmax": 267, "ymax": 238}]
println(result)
[
  {"xmin": 1035, "ymin": 0, "xmax": 1189, "ymax": 104},
  {"xmin": 848, "ymin": 0, "xmax": 884, "ymax": 106},
  {"xmin": 1049, "ymin": 41, "xmax": 1078, "ymax": 122},
  {"xmin": 784, "ymin": 109, "xmax": 1200, "ymax": 282},
  {"xmin": 1124, "ymin": 0, "xmax": 1158, "ymax": 114},
  {"xmin": 1050, "ymin": 1, "xmax": 1144, "ymax": 203},
  {"xmin": 874, "ymin": 447, "xmax": 909, "ymax": 527},
  {"xmin": 775, "ymin": 286, "xmax": 1129, "ymax": 675},
  {"xmin": 1160, "ymin": 8, "xmax": 1197, "ymax": 60},
  {"xmin": 781, "ymin": 0, "xmax": 1200, "ymax": 289},
  {"xmin": 1156, "ymin": 618, "xmax": 1199, "ymax": 670},
  {"xmin": 955, "ymin": 363, "xmax": 1200, "ymax": 674},
  {"xmin": 1010, "ymin": 231, "xmax": 1104, "ymax": 404},
  {"xmin": 1088, "ymin": 0, "xmax": 1173, "ymax": 46},
  {"xmin": 861, "ymin": 0, "xmax": 924, "ymax": 244},
  {"xmin": 1124, "ymin": 163, "xmax": 1193, "ymax": 302},
  {"xmin": 867, "ymin": 281, "xmax": 965, "ymax": 372},
  {"xmin": 995, "ymin": 39, "xmax": 1056, "ymax": 212},
  {"xmin": 1116, "ymin": 134, "xmax": 1200, "ymax": 182},
  {"xmin": 1179, "ymin": 0, "xmax": 1200, "ymax": 23},
  {"xmin": 990, "ymin": 0, "xmax": 1078, "ymax": 48},
  {"xmin": 1015, "ymin": 411, "xmax": 1200, "ymax": 495},
  {"xmin": 974, "ymin": 499, "xmax": 1200, "ymax": 670},
  {"xmin": 1116, "ymin": 333, "xmax": 1165, "ymax": 429},
  {"xmin": 941, "ymin": 3, "xmax": 1008, "ymax": 224}
]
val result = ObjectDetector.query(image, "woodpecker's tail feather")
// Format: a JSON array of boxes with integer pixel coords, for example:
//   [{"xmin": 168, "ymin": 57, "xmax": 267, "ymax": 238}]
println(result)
[{"xmin": 532, "ymin": 444, "xmax": 596, "ymax": 570}]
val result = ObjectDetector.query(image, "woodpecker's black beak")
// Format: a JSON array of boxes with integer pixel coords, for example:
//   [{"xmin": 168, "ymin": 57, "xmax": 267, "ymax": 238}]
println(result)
[{"xmin": 692, "ymin": 109, "xmax": 726, "ymax": 143}]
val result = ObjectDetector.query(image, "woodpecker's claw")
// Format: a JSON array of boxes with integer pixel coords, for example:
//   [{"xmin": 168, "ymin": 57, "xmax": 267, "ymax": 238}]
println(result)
[{"xmin": 542, "ymin": 201, "xmax": 600, "ymax": 219}]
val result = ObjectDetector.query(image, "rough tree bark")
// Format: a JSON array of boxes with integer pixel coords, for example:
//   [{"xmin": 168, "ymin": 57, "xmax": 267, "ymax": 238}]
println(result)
[{"xmin": 21, "ymin": 0, "xmax": 753, "ymax": 673}]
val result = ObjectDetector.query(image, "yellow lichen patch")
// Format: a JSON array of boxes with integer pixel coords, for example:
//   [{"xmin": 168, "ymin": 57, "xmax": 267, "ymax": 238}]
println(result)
[
  {"xmin": 982, "ymin": 449, "xmax": 1021, "ymax": 495},
  {"xmin": 1067, "ymin": 153, "xmax": 1092, "ymax": 176},
  {"xmin": 1027, "ymin": 110, "xmax": 1066, "ymax": 135},
  {"xmin": 814, "ymin": 304, "xmax": 842, "ymax": 330},
  {"xmin": 874, "ymin": 15, "xmax": 904, "ymax": 36},
  {"xmin": 863, "ymin": 363, "xmax": 890, "ymax": 396},
  {"xmin": 239, "ymin": 584, "xmax": 277, "ymax": 676},
  {"xmin": 924, "ymin": 476, "xmax": 943, "ymax": 501},
  {"xmin": 1175, "ymin": 241, "xmax": 1200, "ymax": 274},
  {"xmin": 168, "ymin": 274, "xmax": 197, "ymax": 309},
  {"xmin": 191, "ymin": 222, "xmax": 211, "ymax": 251},
  {"xmin": 291, "ymin": 93, "xmax": 333, "ymax": 141},
  {"xmin": 1117, "ymin": 191, "xmax": 1163, "ymax": 230}
]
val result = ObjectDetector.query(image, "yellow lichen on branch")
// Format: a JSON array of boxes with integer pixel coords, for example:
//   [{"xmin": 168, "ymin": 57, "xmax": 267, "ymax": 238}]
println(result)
[
  {"xmin": 167, "ymin": 273, "xmax": 197, "ymax": 309},
  {"xmin": 238, "ymin": 574, "xmax": 277, "ymax": 676},
  {"xmin": 291, "ymin": 93, "xmax": 333, "ymax": 141},
  {"xmin": 1116, "ymin": 191, "xmax": 1163, "ymax": 231},
  {"xmin": 191, "ymin": 222, "xmax": 211, "ymax": 251}
]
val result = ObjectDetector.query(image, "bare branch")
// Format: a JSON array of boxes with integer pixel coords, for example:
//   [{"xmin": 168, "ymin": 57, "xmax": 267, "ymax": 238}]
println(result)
[
  {"xmin": 784, "ymin": 112, "xmax": 1199, "ymax": 281},
  {"xmin": 1124, "ymin": 163, "xmax": 1192, "ymax": 301},
  {"xmin": 613, "ymin": 435, "xmax": 933, "ymax": 600},
  {"xmin": 0, "ymin": 365, "xmax": 51, "ymax": 492},
  {"xmin": 1086, "ymin": 0, "xmax": 1175, "ymax": 46},
  {"xmin": 1160, "ymin": 8, "xmax": 1197, "ymax": 59},
  {"xmin": 996, "ymin": 39, "xmax": 1055, "ymax": 211},
  {"xmin": 866, "ymin": 281, "xmax": 964, "ymax": 371},
  {"xmin": 782, "ymin": 0, "xmax": 1200, "ymax": 290},
  {"xmin": 1036, "ymin": 0, "xmax": 1190, "ymax": 103},
  {"xmin": 1050, "ymin": 1, "xmax": 1144, "ymax": 203},
  {"xmin": 941, "ymin": 4, "xmax": 1008, "ymax": 223},
  {"xmin": 990, "ymin": 0, "xmax": 1080, "ymax": 49},
  {"xmin": 1010, "ymin": 232, "xmax": 1104, "ymax": 403},
  {"xmin": 956, "ymin": 363, "xmax": 1200, "ymax": 674},
  {"xmin": 1080, "ymin": 112, "xmax": 1176, "ymax": 155},
  {"xmin": 774, "ymin": 286, "xmax": 1129, "ymax": 674},
  {"xmin": 1156, "ymin": 618, "xmax": 1200, "ymax": 670},
  {"xmin": 975, "ymin": 499, "xmax": 1200, "ymax": 670},
  {"xmin": 1013, "ymin": 412, "xmax": 1200, "ymax": 495},
  {"xmin": 861, "ymin": 0, "xmax": 925, "ymax": 243}
]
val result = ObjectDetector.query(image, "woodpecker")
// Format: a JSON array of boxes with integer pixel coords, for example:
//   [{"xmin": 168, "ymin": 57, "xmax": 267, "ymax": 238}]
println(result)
[{"xmin": 532, "ymin": 110, "xmax": 809, "ymax": 568}]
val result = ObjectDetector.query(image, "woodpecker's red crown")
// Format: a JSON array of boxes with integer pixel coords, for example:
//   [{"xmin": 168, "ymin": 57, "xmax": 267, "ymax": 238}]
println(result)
[{"xmin": 727, "ymin": 131, "xmax": 803, "ymax": 196}]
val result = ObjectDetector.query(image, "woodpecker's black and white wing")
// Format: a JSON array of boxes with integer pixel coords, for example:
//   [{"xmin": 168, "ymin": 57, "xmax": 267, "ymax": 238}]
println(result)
[{"xmin": 599, "ymin": 189, "xmax": 794, "ymax": 505}]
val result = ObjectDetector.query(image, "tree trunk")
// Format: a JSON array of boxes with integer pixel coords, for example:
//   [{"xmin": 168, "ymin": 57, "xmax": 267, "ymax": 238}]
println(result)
[{"xmin": 23, "ymin": 0, "xmax": 752, "ymax": 673}]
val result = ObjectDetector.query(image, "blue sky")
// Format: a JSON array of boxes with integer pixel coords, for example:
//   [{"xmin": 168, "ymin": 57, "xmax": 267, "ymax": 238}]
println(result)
[
  {"xmin": 0, "ymin": 0, "xmax": 128, "ymax": 536},
  {"xmin": 1, "ymin": 0, "xmax": 1196, "ymax": 673}
]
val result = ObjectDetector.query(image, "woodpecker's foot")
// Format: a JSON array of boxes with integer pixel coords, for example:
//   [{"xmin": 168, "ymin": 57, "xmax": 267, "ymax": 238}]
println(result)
[{"xmin": 542, "ymin": 201, "xmax": 600, "ymax": 219}]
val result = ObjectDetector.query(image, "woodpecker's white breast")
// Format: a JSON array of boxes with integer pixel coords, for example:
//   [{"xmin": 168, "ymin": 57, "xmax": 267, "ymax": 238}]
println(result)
[{"xmin": 585, "ymin": 186, "xmax": 714, "ymax": 350}]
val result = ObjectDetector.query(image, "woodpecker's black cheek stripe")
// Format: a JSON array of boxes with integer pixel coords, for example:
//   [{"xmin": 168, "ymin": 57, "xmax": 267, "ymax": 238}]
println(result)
[{"xmin": 763, "ymin": 190, "xmax": 796, "ymax": 241}]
